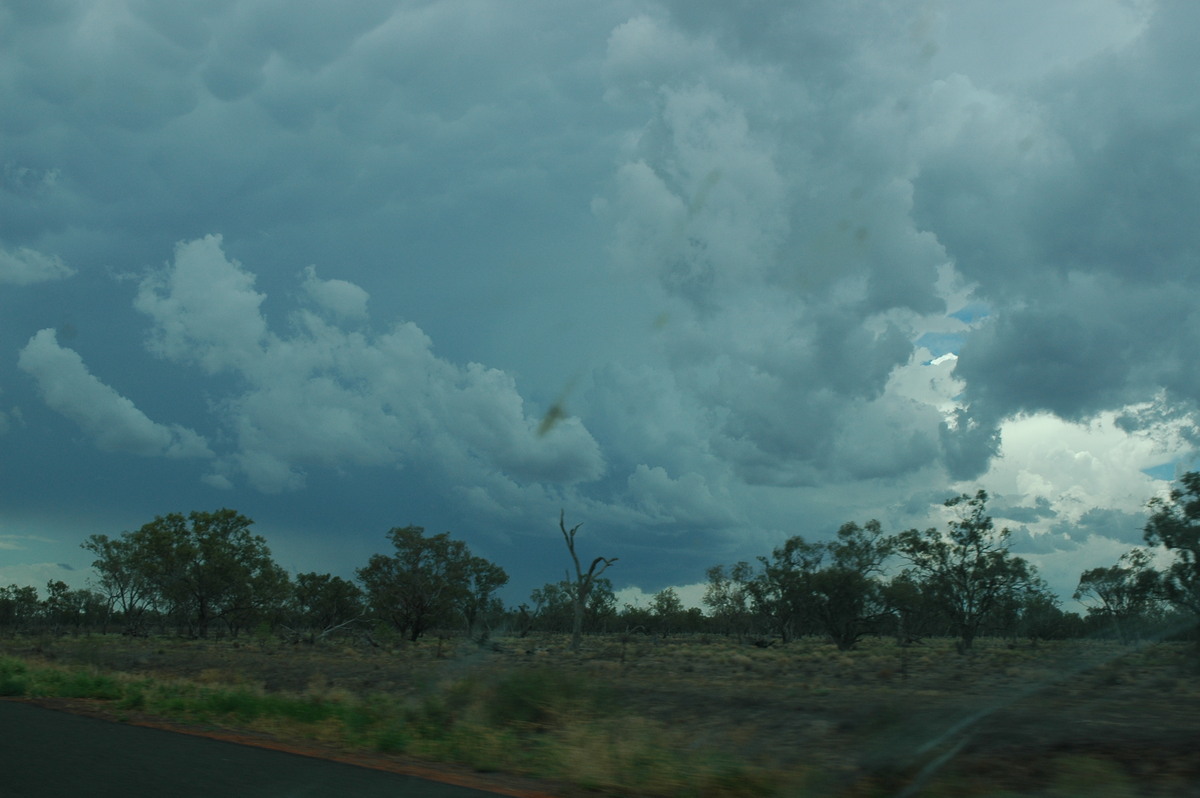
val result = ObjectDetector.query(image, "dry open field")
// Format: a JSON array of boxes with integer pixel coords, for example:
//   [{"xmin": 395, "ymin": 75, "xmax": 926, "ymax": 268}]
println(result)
[{"xmin": 4, "ymin": 632, "xmax": 1199, "ymax": 796}]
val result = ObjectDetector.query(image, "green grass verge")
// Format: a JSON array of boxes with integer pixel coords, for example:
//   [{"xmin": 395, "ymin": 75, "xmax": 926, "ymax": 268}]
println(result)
[{"xmin": 0, "ymin": 655, "xmax": 785, "ymax": 796}]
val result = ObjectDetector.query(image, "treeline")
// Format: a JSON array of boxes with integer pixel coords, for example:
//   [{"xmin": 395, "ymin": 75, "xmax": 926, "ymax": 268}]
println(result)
[
  {"xmin": 70, "ymin": 510, "xmax": 509, "ymax": 643},
  {"xmin": 698, "ymin": 498, "xmax": 1186, "ymax": 652},
  {"xmin": 3, "ymin": 474, "xmax": 1200, "ymax": 651}
]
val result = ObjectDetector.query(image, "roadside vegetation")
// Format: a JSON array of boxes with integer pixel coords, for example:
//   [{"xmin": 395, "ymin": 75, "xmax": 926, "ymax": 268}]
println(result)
[
  {"xmin": 0, "ymin": 634, "xmax": 790, "ymax": 796},
  {"xmin": 1, "ymin": 632, "xmax": 1198, "ymax": 796},
  {"xmin": 2, "ymin": 474, "xmax": 1200, "ymax": 794}
]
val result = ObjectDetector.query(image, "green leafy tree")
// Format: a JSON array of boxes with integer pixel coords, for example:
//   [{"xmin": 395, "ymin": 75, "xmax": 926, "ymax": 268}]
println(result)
[
  {"xmin": 649, "ymin": 587, "xmax": 685, "ymax": 637},
  {"xmin": 1144, "ymin": 471, "xmax": 1200, "ymax": 638},
  {"xmin": 84, "ymin": 509, "xmax": 286, "ymax": 638},
  {"xmin": 291, "ymin": 573, "xmax": 365, "ymax": 639},
  {"xmin": 1074, "ymin": 548, "xmax": 1162, "ymax": 643},
  {"xmin": 703, "ymin": 562, "xmax": 756, "ymax": 639},
  {"xmin": 528, "ymin": 580, "xmax": 574, "ymax": 633},
  {"xmin": 0, "ymin": 585, "xmax": 40, "ymax": 632},
  {"xmin": 42, "ymin": 580, "xmax": 107, "ymax": 633},
  {"xmin": 896, "ymin": 490, "xmax": 1034, "ymax": 653},
  {"xmin": 751, "ymin": 536, "xmax": 825, "ymax": 643},
  {"xmin": 357, "ymin": 525, "xmax": 507, "ymax": 642},
  {"xmin": 617, "ymin": 601, "xmax": 653, "ymax": 633},
  {"xmin": 528, "ymin": 577, "xmax": 617, "ymax": 635},
  {"xmin": 882, "ymin": 572, "xmax": 945, "ymax": 644},
  {"xmin": 750, "ymin": 521, "xmax": 893, "ymax": 649},
  {"xmin": 808, "ymin": 521, "xmax": 894, "ymax": 650},
  {"xmin": 588, "ymin": 577, "xmax": 618, "ymax": 633},
  {"xmin": 82, "ymin": 533, "xmax": 158, "ymax": 633},
  {"xmin": 459, "ymin": 556, "xmax": 510, "ymax": 639},
  {"xmin": 1011, "ymin": 579, "xmax": 1070, "ymax": 643},
  {"xmin": 168, "ymin": 510, "xmax": 286, "ymax": 637}
]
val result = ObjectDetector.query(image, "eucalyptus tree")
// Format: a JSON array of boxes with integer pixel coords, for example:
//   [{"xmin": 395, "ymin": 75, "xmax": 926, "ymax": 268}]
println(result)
[
  {"xmin": 702, "ymin": 561, "xmax": 756, "ymax": 638},
  {"xmin": 82, "ymin": 532, "xmax": 158, "ymax": 633},
  {"xmin": 459, "ymin": 556, "xmax": 510, "ymax": 639},
  {"xmin": 1074, "ymin": 548, "xmax": 1161, "ymax": 643},
  {"xmin": 751, "ymin": 520, "xmax": 893, "ymax": 649},
  {"xmin": 156, "ymin": 509, "xmax": 288, "ymax": 637},
  {"xmin": 84, "ymin": 509, "xmax": 286, "ymax": 637},
  {"xmin": 290, "ymin": 572, "xmax": 365, "ymax": 640},
  {"xmin": 0, "ymin": 585, "xmax": 40, "ymax": 632},
  {"xmin": 1143, "ymin": 471, "xmax": 1200, "ymax": 638},
  {"xmin": 882, "ymin": 572, "xmax": 945, "ymax": 644},
  {"xmin": 357, "ymin": 525, "xmax": 508, "ymax": 642},
  {"xmin": 751, "ymin": 535, "xmax": 824, "ymax": 643},
  {"xmin": 648, "ymin": 587, "xmax": 686, "ymax": 637},
  {"xmin": 896, "ymin": 490, "xmax": 1034, "ymax": 653},
  {"xmin": 808, "ymin": 520, "xmax": 895, "ymax": 650},
  {"xmin": 1010, "ymin": 580, "xmax": 1072, "ymax": 643},
  {"xmin": 42, "ymin": 580, "xmax": 107, "ymax": 633},
  {"xmin": 527, "ymin": 577, "xmax": 617, "ymax": 635},
  {"xmin": 527, "ymin": 580, "xmax": 574, "ymax": 633}
]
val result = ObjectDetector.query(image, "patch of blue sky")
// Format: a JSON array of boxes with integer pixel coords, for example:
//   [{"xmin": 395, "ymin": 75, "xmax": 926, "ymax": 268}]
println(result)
[
  {"xmin": 949, "ymin": 302, "xmax": 990, "ymax": 324},
  {"xmin": 1141, "ymin": 458, "xmax": 1200, "ymax": 482},
  {"xmin": 916, "ymin": 331, "xmax": 964, "ymax": 359}
]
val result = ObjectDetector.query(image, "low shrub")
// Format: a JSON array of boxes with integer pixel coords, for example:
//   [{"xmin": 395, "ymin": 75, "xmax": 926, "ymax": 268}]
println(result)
[{"xmin": 0, "ymin": 657, "xmax": 28, "ymax": 696}]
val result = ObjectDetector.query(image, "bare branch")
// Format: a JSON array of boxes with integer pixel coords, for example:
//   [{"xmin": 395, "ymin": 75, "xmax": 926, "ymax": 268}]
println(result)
[
  {"xmin": 560, "ymin": 510, "xmax": 584, "ymax": 580},
  {"xmin": 558, "ymin": 509, "xmax": 618, "ymax": 651},
  {"xmin": 586, "ymin": 556, "xmax": 618, "ymax": 583}
]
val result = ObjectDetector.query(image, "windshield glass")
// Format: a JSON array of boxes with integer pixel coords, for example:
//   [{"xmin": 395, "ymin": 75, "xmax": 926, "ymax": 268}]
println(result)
[{"xmin": 2, "ymin": 2, "xmax": 1197, "ymax": 795}]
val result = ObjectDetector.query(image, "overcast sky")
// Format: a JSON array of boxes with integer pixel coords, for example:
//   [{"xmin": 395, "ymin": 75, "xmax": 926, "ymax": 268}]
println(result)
[{"xmin": 3, "ymin": 0, "xmax": 1198, "ymax": 611}]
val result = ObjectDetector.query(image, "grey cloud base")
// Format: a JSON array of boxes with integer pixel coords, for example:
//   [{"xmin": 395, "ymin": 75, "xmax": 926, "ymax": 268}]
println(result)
[{"xmin": 0, "ymin": 0, "xmax": 1193, "ymax": 607}]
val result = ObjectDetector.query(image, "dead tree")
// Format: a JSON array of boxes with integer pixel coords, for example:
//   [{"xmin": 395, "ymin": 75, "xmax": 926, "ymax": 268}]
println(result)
[{"xmin": 559, "ymin": 510, "xmax": 618, "ymax": 652}]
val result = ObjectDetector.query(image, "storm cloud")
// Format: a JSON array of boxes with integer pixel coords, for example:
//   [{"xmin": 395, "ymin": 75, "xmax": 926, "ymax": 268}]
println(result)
[{"xmin": 1, "ymin": 0, "xmax": 1195, "ymax": 604}]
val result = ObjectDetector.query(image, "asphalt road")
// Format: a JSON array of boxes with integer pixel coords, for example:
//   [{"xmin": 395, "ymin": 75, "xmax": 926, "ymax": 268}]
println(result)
[{"xmin": 0, "ymin": 700, "xmax": 511, "ymax": 798}]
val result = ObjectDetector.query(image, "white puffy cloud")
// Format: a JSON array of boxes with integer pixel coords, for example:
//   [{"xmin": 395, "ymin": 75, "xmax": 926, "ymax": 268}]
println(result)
[
  {"xmin": 16, "ymin": 329, "xmax": 212, "ymax": 459},
  {"xmin": 981, "ymin": 408, "xmax": 1191, "ymax": 525},
  {"xmin": 0, "ymin": 244, "xmax": 73, "ymax": 285},
  {"xmin": 134, "ymin": 235, "xmax": 269, "ymax": 374},
  {"xmin": 615, "ymin": 581, "xmax": 708, "ymax": 610},
  {"xmin": 134, "ymin": 236, "xmax": 605, "ymax": 493},
  {"xmin": 300, "ymin": 265, "xmax": 369, "ymax": 321}
]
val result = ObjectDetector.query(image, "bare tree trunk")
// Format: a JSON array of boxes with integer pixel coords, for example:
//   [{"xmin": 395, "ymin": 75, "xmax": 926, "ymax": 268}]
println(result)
[
  {"xmin": 571, "ymin": 593, "xmax": 586, "ymax": 651},
  {"xmin": 559, "ymin": 510, "xmax": 617, "ymax": 652}
]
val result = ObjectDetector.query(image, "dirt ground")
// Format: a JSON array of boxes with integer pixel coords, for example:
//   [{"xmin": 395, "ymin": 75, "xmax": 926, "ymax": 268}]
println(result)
[{"xmin": 6, "ymin": 633, "xmax": 1200, "ymax": 796}]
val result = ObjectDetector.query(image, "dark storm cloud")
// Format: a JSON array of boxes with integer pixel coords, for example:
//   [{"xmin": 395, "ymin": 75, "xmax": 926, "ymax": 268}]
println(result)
[
  {"xmin": 0, "ymin": 0, "xmax": 1189, "ymax": 605},
  {"xmin": 596, "ymin": 4, "xmax": 960, "ymax": 490},
  {"xmin": 1054, "ymin": 507, "xmax": 1149, "ymax": 548},
  {"xmin": 1007, "ymin": 525, "xmax": 1077, "ymax": 556},
  {"xmin": 895, "ymin": 489, "xmax": 958, "ymax": 520},
  {"xmin": 914, "ymin": 2, "xmax": 1200, "ymax": 477},
  {"xmin": 993, "ymin": 495, "xmax": 1057, "ymax": 525}
]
